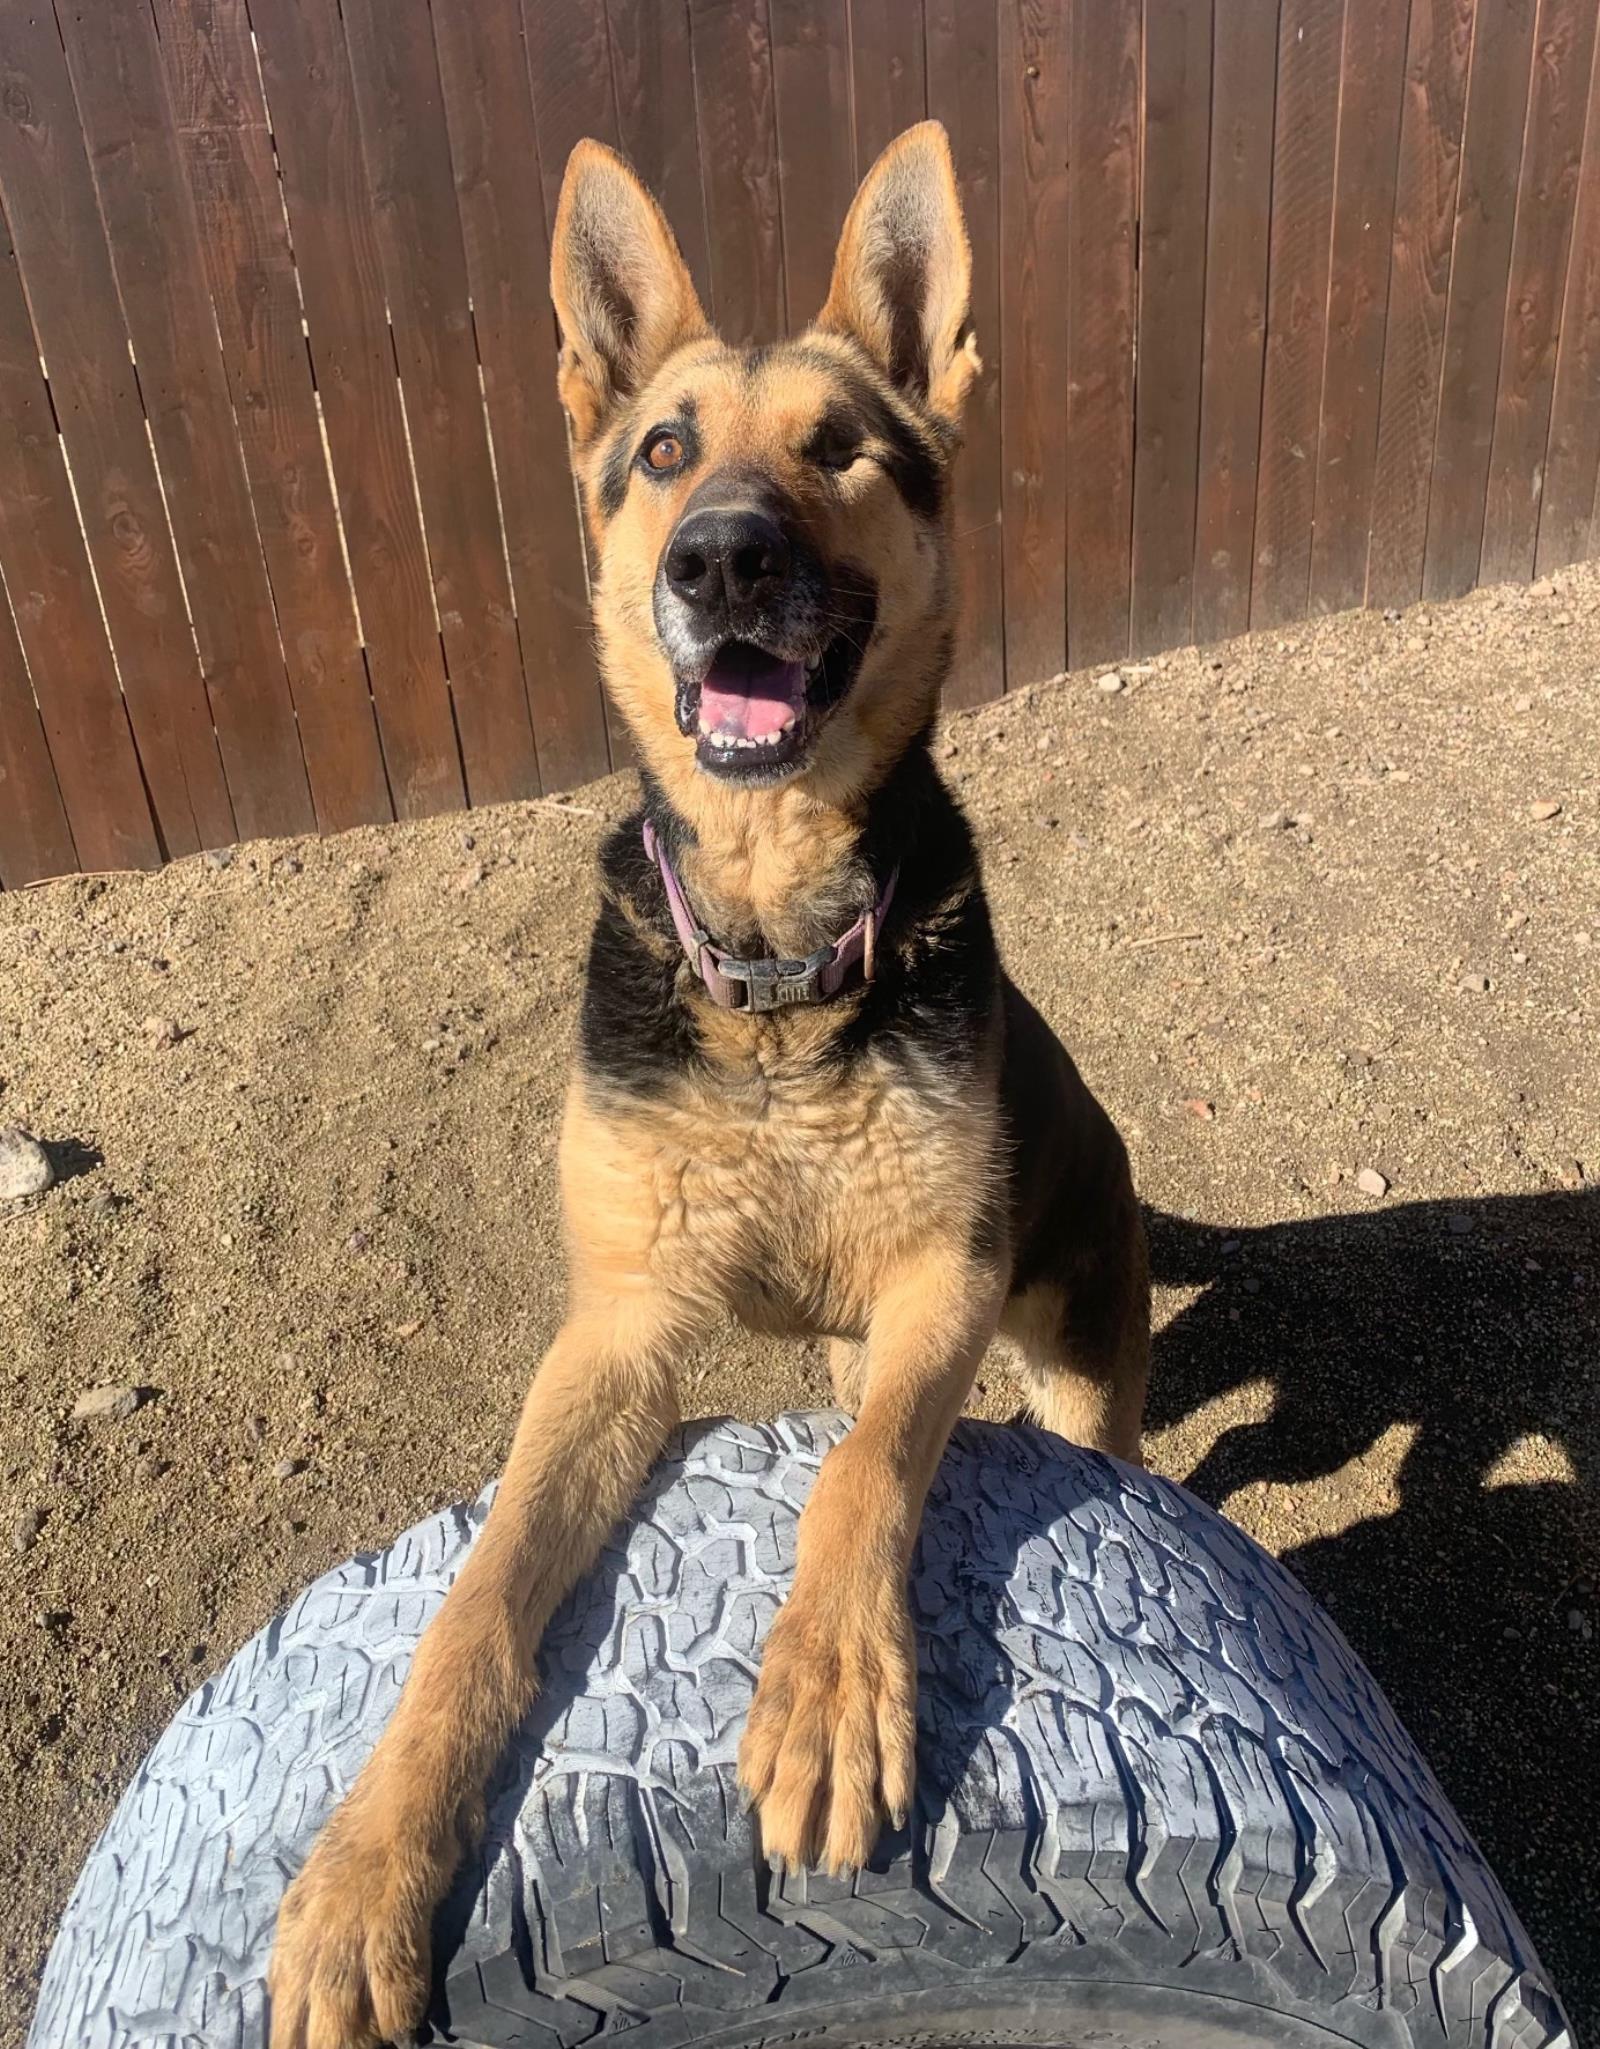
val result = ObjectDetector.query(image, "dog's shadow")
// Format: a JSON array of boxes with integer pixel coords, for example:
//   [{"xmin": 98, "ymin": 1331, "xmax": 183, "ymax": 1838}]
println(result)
[{"xmin": 1145, "ymin": 1187, "xmax": 1598, "ymax": 2023}]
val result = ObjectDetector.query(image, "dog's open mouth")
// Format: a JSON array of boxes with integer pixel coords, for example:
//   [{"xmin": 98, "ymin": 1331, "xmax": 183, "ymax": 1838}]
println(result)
[{"xmin": 682, "ymin": 635, "xmax": 860, "ymax": 782}]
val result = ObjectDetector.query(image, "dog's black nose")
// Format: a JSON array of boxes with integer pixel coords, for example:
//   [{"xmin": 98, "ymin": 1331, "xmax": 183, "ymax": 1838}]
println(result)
[{"xmin": 664, "ymin": 507, "xmax": 792, "ymax": 616}]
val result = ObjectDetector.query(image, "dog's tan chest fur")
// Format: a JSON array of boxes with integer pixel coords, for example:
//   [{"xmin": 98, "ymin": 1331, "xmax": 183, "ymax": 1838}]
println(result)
[{"xmin": 565, "ymin": 1038, "xmax": 994, "ymax": 1341}]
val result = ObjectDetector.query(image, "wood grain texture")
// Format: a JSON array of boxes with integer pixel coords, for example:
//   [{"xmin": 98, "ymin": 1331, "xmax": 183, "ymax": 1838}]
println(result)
[
  {"xmin": 1193, "ymin": 0, "xmax": 1279, "ymax": 647},
  {"xmin": 0, "ymin": 576, "xmax": 77, "ymax": 886},
  {"xmin": 155, "ymin": 0, "xmax": 392, "ymax": 836},
  {"xmin": 1480, "ymin": 0, "xmax": 1599, "ymax": 583},
  {"xmin": 340, "ymin": 0, "xmax": 540, "ymax": 806},
  {"xmin": 1536, "ymin": 20, "xmax": 1600, "ymax": 572},
  {"xmin": 1309, "ymin": 0, "xmax": 1413, "ymax": 615},
  {"xmin": 998, "ymin": 0, "xmax": 1070, "ymax": 687},
  {"xmin": 607, "ymin": 0, "xmax": 712, "ymax": 304},
  {"xmin": 770, "ymin": 0, "xmax": 854, "ymax": 327},
  {"xmin": 1368, "ymin": 0, "xmax": 1476, "ymax": 608},
  {"xmin": 432, "ymin": 0, "xmax": 612, "ymax": 791},
  {"xmin": 848, "ymin": 0, "xmax": 926, "ymax": 174},
  {"xmin": 1422, "ymin": 0, "xmax": 1539, "ymax": 600},
  {"xmin": 57, "ymin": 0, "xmax": 316, "ymax": 844},
  {"xmin": 689, "ymin": 0, "xmax": 784, "ymax": 343},
  {"xmin": 1250, "ymin": 0, "xmax": 1345, "ymax": 630},
  {"xmin": 1130, "ymin": 0, "xmax": 1212, "ymax": 657},
  {"xmin": 522, "ymin": 0, "xmax": 620, "ymax": 234},
  {"xmin": 0, "ymin": 203, "xmax": 158, "ymax": 872},
  {"xmin": 926, "ymin": 0, "xmax": 1002, "ymax": 706},
  {"xmin": 1066, "ymin": 0, "xmax": 1140, "ymax": 668},
  {"xmin": 251, "ymin": 0, "xmax": 465, "ymax": 819},
  {"xmin": 0, "ymin": 0, "xmax": 231, "ymax": 857}
]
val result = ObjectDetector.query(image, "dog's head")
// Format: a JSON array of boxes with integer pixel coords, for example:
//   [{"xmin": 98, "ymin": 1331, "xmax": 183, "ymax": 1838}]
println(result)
[{"xmin": 551, "ymin": 124, "xmax": 977, "ymax": 810}]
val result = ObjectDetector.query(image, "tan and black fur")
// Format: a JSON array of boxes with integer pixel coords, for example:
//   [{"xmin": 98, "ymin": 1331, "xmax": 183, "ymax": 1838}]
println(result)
[{"xmin": 268, "ymin": 123, "xmax": 1149, "ymax": 2049}]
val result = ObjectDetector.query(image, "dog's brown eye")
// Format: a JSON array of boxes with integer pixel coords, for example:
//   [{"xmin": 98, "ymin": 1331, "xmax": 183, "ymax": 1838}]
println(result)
[
  {"xmin": 646, "ymin": 433, "xmax": 683, "ymax": 473},
  {"xmin": 817, "ymin": 440, "xmax": 861, "ymax": 473}
]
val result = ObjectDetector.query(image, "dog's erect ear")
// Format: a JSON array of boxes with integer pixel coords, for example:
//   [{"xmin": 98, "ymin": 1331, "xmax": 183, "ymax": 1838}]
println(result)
[
  {"xmin": 817, "ymin": 121, "xmax": 977, "ymax": 426},
  {"xmin": 551, "ymin": 141, "xmax": 708, "ymax": 446}
]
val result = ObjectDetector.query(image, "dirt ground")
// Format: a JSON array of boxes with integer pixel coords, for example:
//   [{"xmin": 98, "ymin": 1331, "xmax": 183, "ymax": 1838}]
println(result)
[{"xmin": 2, "ymin": 565, "xmax": 1597, "ymax": 2045}]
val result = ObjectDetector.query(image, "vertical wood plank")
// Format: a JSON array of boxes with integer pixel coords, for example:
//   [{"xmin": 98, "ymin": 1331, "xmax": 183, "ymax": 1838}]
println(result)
[
  {"xmin": 522, "ymin": 0, "xmax": 620, "ymax": 234},
  {"xmin": 0, "ymin": 0, "xmax": 231, "ymax": 856},
  {"xmin": 606, "ymin": 0, "xmax": 712, "ymax": 304},
  {"xmin": 1367, "ymin": 0, "xmax": 1475, "ymax": 609},
  {"xmin": 56, "ymin": 0, "xmax": 316, "ymax": 844},
  {"xmin": 1422, "ymin": 0, "xmax": 1539, "ymax": 601},
  {"xmin": 251, "ymin": 0, "xmax": 465, "ymax": 819},
  {"xmin": 1130, "ymin": 0, "xmax": 1213, "ymax": 657},
  {"xmin": 1537, "ymin": 21, "xmax": 1600, "ymax": 572},
  {"xmin": 770, "ymin": 0, "xmax": 855, "ymax": 328},
  {"xmin": 1065, "ymin": 0, "xmax": 1140, "ymax": 668},
  {"xmin": 0, "ymin": 581, "xmax": 77, "ymax": 886},
  {"xmin": 431, "ymin": 0, "xmax": 613, "ymax": 791},
  {"xmin": 998, "ymin": 0, "xmax": 1069, "ymax": 687},
  {"xmin": 1250, "ymin": 0, "xmax": 1345, "ymax": 630},
  {"xmin": 926, "ymin": 0, "xmax": 1002, "ymax": 706},
  {"xmin": 155, "ymin": 0, "xmax": 392, "ymax": 836},
  {"xmin": 340, "ymin": 0, "xmax": 541, "ymax": 805},
  {"xmin": 0, "ymin": 206, "xmax": 158, "ymax": 872},
  {"xmin": 1193, "ymin": 0, "xmax": 1279, "ymax": 647},
  {"xmin": 849, "ymin": 0, "xmax": 926, "ymax": 174},
  {"xmin": 689, "ymin": 0, "xmax": 785, "ymax": 342},
  {"xmin": 1308, "ymin": 0, "xmax": 1412, "ymax": 615},
  {"xmin": 1480, "ymin": 0, "xmax": 1599, "ymax": 584}
]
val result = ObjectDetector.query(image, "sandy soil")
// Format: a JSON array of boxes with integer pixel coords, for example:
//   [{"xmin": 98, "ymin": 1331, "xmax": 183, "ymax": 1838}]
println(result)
[{"xmin": 2, "ymin": 567, "xmax": 1597, "ymax": 2044}]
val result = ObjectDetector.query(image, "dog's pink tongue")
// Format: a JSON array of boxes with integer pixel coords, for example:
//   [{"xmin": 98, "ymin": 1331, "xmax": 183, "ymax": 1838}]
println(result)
[{"xmin": 699, "ymin": 646, "xmax": 806, "ymax": 741}]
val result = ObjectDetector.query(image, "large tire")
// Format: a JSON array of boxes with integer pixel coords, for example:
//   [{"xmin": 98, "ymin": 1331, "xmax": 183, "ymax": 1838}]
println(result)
[{"xmin": 29, "ymin": 1414, "xmax": 1571, "ymax": 2049}]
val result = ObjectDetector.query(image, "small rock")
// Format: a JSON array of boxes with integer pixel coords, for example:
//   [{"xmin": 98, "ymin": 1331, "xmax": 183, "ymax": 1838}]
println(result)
[
  {"xmin": 1558, "ymin": 1159, "xmax": 1586, "ymax": 1189},
  {"xmin": 276, "ymin": 855, "xmax": 303, "ymax": 876},
  {"xmin": 1446, "ymin": 1212, "xmax": 1474, "ymax": 1235},
  {"xmin": 72, "ymin": 1383, "xmax": 148, "ymax": 1424},
  {"xmin": 1258, "ymin": 808, "xmax": 1289, "ymax": 832},
  {"xmin": 272, "ymin": 1457, "xmax": 306, "ymax": 1482},
  {"xmin": 1458, "ymin": 971, "xmax": 1490, "ymax": 994},
  {"xmin": 1096, "ymin": 671, "xmax": 1125, "ymax": 694},
  {"xmin": 11, "ymin": 1507, "xmax": 44, "ymax": 1555},
  {"xmin": 461, "ymin": 831, "xmax": 477, "ymax": 851},
  {"xmin": 246, "ymin": 1415, "xmax": 267, "ymax": 1443},
  {"xmin": 345, "ymin": 1229, "xmax": 369, "ymax": 1254},
  {"xmin": 1568, "ymin": 1609, "xmax": 1586, "ymax": 1634},
  {"xmin": 141, "ymin": 1015, "xmax": 182, "ymax": 1049},
  {"xmin": 1513, "ymin": 695, "xmax": 1534, "ymax": 713},
  {"xmin": 202, "ymin": 846, "xmax": 233, "ymax": 871},
  {"xmin": 390, "ymin": 1318, "xmax": 424, "ymax": 1341},
  {"xmin": 421, "ymin": 1037, "xmax": 442, "ymax": 1055},
  {"xmin": 0, "ymin": 1126, "xmax": 54, "ymax": 1204},
  {"xmin": 1356, "ymin": 1167, "xmax": 1390, "ymax": 1198},
  {"xmin": 456, "ymin": 862, "xmax": 488, "ymax": 892},
  {"xmin": 1183, "ymin": 1098, "xmax": 1215, "ymax": 1121},
  {"xmin": 1528, "ymin": 799, "xmax": 1563, "ymax": 821}
]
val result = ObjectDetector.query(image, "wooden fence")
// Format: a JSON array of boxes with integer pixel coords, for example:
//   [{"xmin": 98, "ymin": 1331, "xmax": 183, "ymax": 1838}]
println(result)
[{"xmin": 1, "ymin": 0, "xmax": 1598, "ymax": 884}]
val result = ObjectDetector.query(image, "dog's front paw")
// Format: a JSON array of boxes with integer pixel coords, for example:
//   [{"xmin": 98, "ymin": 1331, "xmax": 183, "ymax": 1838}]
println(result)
[
  {"xmin": 268, "ymin": 1795, "xmax": 447, "ymax": 2049},
  {"xmin": 737, "ymin": 1586, "xmax": 916, "ymax": 1874}
]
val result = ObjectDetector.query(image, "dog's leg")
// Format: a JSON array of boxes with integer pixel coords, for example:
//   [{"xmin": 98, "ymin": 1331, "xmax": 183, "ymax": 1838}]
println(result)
[
  {"xmin": 739, "ymin": 1249, "xmax": 1002, "ymax": 1873},
  {"xmin": 1001, "ymin": 1169, "xmax": 1150, "ymax": 1463},
  {"xmin": 268, "ymin": 1294, "xmax": 687, "ymax": 2049},
  {"xmin": 826, "ymin": 1335, "xmax": 866, "ymax": 1410}
]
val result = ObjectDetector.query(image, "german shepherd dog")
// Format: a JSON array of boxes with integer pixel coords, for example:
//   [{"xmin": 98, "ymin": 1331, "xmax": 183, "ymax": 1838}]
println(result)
[{"xmin": 269, "ymin": 123, "xmax": 1149, "ymax": 2049}]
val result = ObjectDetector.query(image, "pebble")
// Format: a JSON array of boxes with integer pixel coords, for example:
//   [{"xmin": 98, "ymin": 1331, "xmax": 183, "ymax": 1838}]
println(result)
[
  {"xmin": 72, "ymin": 1383, "xmax": 147, "ymax": 1424},
  {"xmin": 141, "ymin": 1015, "xmax": 182, "ymax": 1049},
  {"xmin": 1258, "ymin": 808, "xmax": 1289, "ymax": 832},
  {"xmin": 1513, "ymin": 695, "xmax": 1534, "ymax": 713},
  {"xmin": 1458, "ymin": 971, "xmax": 1490, "ymax": 994},
  {"xmin": 1183, "ymin": 1098, "xmax": 1215, "ymax": 1121},
  {"xmin": 345, "ymin": 1229, "xmax": 370, "ymax": 1254},
  {"xmin": 1356, "ymin": 1167, "xmax": 1390, "ymax": 1198},
  {"xmin": 1096, "ymin": 671, "xmax": 1125, "ymax": 694},
  {"xmin": 11, "ymin": 1507, "xmax": 44, "ymax": 1555},
  {"xmin": 202, "ymin": 847, "xmax": 233, "ymax": 871},
  {"xmin": 1446, "ymin": 1212, "xmax": 1474, "ymax": 1235},
  {"xmin": 456, "ymin": 862, "xmax": 488, "ymax": 892},
  {"xmin": 1559, "ymin": 1159, "xmax": 1586, "ymax": 1188},
  {"xmin": 0, "ymin": 1126, "xmax": 55, "ymax": 1204},
  {"xmin": 272, "ymin": 1457, "xmax": 306, "ymax": 1482},
  {"xmin": 1528, "ymin": 799, "xmax": 1563, "ymax": 821}
]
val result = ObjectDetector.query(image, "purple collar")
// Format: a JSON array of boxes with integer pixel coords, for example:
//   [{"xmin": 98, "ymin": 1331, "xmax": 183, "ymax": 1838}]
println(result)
[{"xmin": 642, "ymin": 819, "xmax": 897, "ymax": 1013}]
